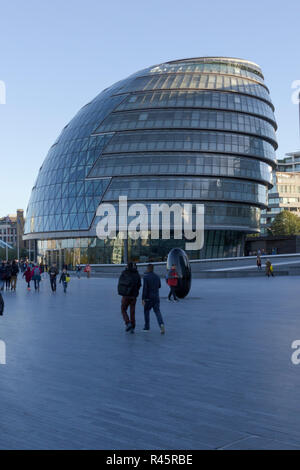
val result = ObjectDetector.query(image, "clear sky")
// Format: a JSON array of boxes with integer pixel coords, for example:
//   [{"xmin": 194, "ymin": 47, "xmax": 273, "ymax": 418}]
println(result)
[{"xmin": 0, "ymin": 0, "xmax": 299, "ymax": 216}]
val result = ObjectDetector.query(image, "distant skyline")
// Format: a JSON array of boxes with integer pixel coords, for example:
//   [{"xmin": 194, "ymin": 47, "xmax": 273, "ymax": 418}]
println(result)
[{"xmin": 0, "ymin": 0, "xmax": 299, "ymax": 215}]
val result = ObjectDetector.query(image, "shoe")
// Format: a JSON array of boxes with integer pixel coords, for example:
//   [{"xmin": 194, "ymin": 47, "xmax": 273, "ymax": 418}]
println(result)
[
  {"xmin": 143, "ymin": 327, "xmax": 150, "ymax": 331},
  {"xmin": 125, "ymin": 322, "xmax": 132, "ymax": 332},
  {"xmin": 130, "ymin": 328, "xmax": 135, "ymax": 334},
  {"xmin": 160, "ymin": 324, "xmax": 165, "ymax": 335},
  {"xmin": 174, "ymin": 299, "xmax": 179, "ymax": 302},
  {"xmin": 167, "ymin": 298, "xmax": 172, "ymax": 302}
]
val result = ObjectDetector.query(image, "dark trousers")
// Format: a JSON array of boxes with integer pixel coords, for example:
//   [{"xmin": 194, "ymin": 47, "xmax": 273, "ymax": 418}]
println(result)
[
  {"xmin": 168, "ymin": 285, "xmax": 177, "ymax": 300},
  {"xmin": 121, "ymin": 296, "xmax": 136, "ymax": 329},
  {"xmin": 144, "ymin": 298, "xmax": 164, "ymax": 329},
  {"xmin": 50, "ymin": 277, "xmax": 57, "ymax": 291},
  {"xmin": 34, "ymin": 279, "xmax": 40, "ymax": 290}
]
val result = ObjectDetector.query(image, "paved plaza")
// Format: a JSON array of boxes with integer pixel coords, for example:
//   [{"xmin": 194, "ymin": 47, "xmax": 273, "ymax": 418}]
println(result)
[{"xmin": 0, "ymin": 273, "xmax": 300, "ymax": 449}]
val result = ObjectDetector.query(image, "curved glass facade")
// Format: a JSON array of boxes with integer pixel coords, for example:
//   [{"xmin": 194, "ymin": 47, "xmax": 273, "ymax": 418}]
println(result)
[
  {"xmin": 116, "ymin": 91, "xmax": 276, "ymax": 126},
  {"xmin": 96, "ymin": 109, "xmax": 276, "ymax": 143},
  {"xmin": 24, "ymin": 56, "xmax": 277, "ymax": 266},
  {"xmin": 88, "ymin": 153, "xmax": 272, "ymax": 185}
]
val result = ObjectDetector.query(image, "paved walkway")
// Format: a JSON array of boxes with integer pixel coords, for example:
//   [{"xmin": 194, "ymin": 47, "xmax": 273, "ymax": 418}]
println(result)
[{"xmin": 0, "ymin": 274, "xmax": 300, "ymax": 449}]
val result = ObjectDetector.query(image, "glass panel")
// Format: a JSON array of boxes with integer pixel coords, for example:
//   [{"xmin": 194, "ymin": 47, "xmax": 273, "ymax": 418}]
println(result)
[
  {"xmin": 104, "ymin": 130, "xmax": 275, "ymax": 163},
  {"xmin": 95, "ymin": 108, "xmax": 276, "ymax": 145},
  {"xmin": 87, "ymin": 152, "xmax": 272, "ymax": 185}
]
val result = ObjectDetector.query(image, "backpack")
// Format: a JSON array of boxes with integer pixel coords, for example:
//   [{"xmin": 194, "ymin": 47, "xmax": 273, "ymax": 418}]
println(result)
[{"xmin": 118, "ymin": 271, "xmax": 134, "ymax": 296}]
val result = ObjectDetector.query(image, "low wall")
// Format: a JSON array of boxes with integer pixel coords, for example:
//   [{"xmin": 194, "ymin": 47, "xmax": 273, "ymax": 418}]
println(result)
[{"xmin": 79, "ymin": 253, "xmax": 300, "ymax": 279}]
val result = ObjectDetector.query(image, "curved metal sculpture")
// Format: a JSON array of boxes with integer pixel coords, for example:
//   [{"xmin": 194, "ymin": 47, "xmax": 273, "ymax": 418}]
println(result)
[{"xmin": 167, "ymin": 248, "xmax": 192, "ymax": 298}]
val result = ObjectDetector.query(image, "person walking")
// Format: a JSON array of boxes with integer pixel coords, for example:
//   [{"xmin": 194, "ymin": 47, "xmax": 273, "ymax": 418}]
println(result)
[
  {"xmin": 265, "ymin": 259, "xmax": 274, "ymax": 278},
  {"xmin": 23, "ymin": 266, "xmax": 33, "ymax": 291},
  {"xmin": 84, "ymin": 264, "xmax": 91, "ymax": 278},
  {"xmin": 256, "ymin": 255, "xmax": 262, "ymax": 271},
  {"xmin": 11, "ymin": 260, "xmax": 19, "ymax": 291},
  {"xmin": 49, "ymin": 263, "xmax": 59, "ymax": 292},
  {"xmin": 32, "ymin": 264, "xmax": 42, "ymax": 291},
  {"xmin": 59, "ymin": 268, "xmax": 70, "ymax": 293},
  {"xmin": 4, "ymin": 262, "xmax": 12, "ymax": 291},
  {"xmin": 166, "ymin": 264, "xmax": 179, "ymax": 301},
  {"xmin": 0, "ymin": 262, "xmax": 6, "ymax": 291},
  {"xmin": 75, "ymin": 264, "xmax": 82, "ymax": 279},
  {"xmin": 42, "ymin": 263, "xmax": 48, "ymax": 279},
  {"xmin": 142, "ymin": 264, "xmax": 165, "ymax": 334},
  {"xmin": 118, "ymin": 262, "xmax": 141, "ymax": 333}
]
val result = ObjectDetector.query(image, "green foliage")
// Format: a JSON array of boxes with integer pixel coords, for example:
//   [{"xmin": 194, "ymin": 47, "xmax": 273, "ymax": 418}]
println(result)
[
  {"xmin": 247, "ymin": 233, "xmax": 260, "ymax": 238},
  {"xmin": 270, "ymin": 210, "xmax": 300, "ymax": 236},
  {"xmin": 0, "ymin": 247, "xmax": 28, "ymax": 261}
]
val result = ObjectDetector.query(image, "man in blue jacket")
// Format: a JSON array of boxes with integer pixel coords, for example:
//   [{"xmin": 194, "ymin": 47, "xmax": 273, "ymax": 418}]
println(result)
[{"xmin": 142, "ymin": 264, "xmax": 165, "ymax": 334}]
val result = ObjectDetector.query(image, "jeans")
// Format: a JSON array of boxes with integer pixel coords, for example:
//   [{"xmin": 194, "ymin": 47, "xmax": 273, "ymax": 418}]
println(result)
[
  {"xmin": 144, "ymin": 298, "xmax": 164, "ymax": 329},
  {"xmin": 121, "ymin": 296, "xmax": 136, "ymax": 329},
  {"xmin": 62, "ymin": 281, "xmax": 67, "ymax": 293},
  {"xmin": 0, "ymin": 280, "xmax": 4, "ymax": 290},
  {"xmin": 50, "ymin": 277, "xmax": 57, "ymax": 291},
  {"xmin": 168, "ymin": 285, "xmax": 177, "ymax": 300},
  {"xmin": 34, "ymin": 279, "xmax": 40, "ymax": 290}
]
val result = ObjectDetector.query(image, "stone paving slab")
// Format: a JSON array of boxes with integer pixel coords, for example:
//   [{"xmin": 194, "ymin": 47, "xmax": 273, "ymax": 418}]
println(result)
[{"xmin": 0, "ymin": 274, "xmax": 300, "ymax": 449}]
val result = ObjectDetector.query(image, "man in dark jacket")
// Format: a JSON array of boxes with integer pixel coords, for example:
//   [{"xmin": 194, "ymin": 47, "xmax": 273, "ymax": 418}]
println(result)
[
  {"xmin": 11, "ymin": 260, "xmax": 19, "ymax": 291},
  {"xmin": 49, "ymin": 263, "xmax": 59, "ymax": 292},
  {"xmin": 142, "ymin": 264, "xmax": 165, "ymax": 334},
  {"xmin": 118, "ymin": 262, "xmax": 141, "ymax": 332},
  {"xmin": 0, "ymin": 292, "xmax": 3, "ymax": 315},
  {"xmin": 4, "ymin": 262, "xmax": 12, "ymax": 291}
]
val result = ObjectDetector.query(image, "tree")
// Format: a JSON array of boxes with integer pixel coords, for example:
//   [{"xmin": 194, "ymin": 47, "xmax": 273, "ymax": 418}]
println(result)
[
  {"xmin": 270, "ymin": 210, "xmax": 300, "ymax": 236},
  {"xmin": 0, "ymin": 247, "xmax": 28, "ymax": 261}
]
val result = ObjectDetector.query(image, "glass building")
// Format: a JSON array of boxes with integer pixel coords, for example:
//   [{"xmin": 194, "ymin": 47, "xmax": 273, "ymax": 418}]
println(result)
[{"xmin": 24, "ymin": 57, "xmax": 278, "ymax": 266}]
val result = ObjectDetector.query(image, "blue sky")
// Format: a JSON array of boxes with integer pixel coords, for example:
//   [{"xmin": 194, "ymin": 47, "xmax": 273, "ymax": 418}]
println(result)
[{"xmin": 0, "ymin": 0, "xmax": 299, "ymax": 215}]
